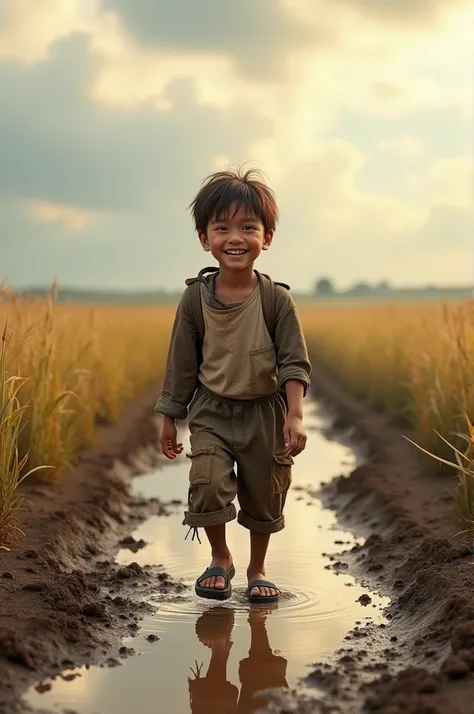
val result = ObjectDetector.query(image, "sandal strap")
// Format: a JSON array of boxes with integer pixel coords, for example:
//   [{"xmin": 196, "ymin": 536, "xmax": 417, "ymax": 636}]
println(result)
[
  {"xmin": 248, "ymin": 579, "xmax": 279, "ymax": 591},
  {"xmin": 198, "ymin": 566, "xmax": 233, "ymax": 584}
]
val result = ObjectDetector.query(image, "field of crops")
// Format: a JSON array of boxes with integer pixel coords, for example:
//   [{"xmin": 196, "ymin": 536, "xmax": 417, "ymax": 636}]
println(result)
[
  {"xmin": 298, "ymin": 300, "xmax": 474, "ymax": 528},
  {"xmin": 1, "ymin": 290, "xmax": 473, "ymax": 548},
  {"xmin": 0, "ymin": 287, "xmax": 173, "ymax": 548}
]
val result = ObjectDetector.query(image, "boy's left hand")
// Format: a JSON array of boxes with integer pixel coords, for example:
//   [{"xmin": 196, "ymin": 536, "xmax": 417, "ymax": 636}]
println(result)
[{"xmin": 283, "ymin": 414, "xmax": 307, "ymax": 456}]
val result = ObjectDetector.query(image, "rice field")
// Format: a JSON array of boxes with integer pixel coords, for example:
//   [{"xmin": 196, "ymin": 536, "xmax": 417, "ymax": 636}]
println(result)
[
  {"xmin": 0, "ymin": 286, "xmax": 173, "ymax": 548},
  {"xmin": 1, "ymin": 289, "xmax": 473, "ymax": 548},
  {"xmin": 299, "ymin": 300, "xmax": 474, "ymax": 530}
]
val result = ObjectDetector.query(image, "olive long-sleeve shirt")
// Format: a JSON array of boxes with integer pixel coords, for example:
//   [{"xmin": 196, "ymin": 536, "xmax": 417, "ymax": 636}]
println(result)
[{"xmin": 155, "ymin": 277, "xmax": 311, "ymax": 421}]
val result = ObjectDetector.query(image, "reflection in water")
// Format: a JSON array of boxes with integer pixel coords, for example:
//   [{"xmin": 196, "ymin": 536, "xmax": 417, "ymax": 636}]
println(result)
[
  {"xmin": 189, "ymin": 605, "xmax": 286, "ymax": 714},
  {"xmin": 25, "ymin": 403, "xmax": 389, "ymax": 714}
]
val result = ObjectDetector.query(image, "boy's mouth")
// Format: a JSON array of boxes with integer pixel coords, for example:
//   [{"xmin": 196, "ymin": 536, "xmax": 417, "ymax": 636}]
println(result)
[{"xmin": 223, "ymin": 249, "xmax": 249, "ymax": 256}]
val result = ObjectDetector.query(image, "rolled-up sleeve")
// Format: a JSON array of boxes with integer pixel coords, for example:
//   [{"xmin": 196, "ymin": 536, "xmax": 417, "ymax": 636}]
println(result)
[
  {"xmin": 154, "ymin": 290, "xmax": 200, "ymax": 420},
  {"xmin": 274, "ymin": 291, "xmax": 311, "ymax": 395}
]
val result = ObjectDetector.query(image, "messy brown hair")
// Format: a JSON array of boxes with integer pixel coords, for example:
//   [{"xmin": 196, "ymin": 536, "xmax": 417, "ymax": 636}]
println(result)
[{"xmin": 189, "ymin": 166, "xmax": 279, "ymax": 234}]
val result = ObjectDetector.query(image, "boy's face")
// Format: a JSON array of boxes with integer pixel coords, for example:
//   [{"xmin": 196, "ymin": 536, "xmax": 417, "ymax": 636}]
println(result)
[{"xmin": 199, "ymin": 203, "xmax": 273, "ymax": 271}]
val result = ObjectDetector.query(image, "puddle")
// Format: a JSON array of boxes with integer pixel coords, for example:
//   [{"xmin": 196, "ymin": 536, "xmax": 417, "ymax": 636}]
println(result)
[{"xmin": 26, "ymin": 401, "xmax": 389, "ymax": 714}]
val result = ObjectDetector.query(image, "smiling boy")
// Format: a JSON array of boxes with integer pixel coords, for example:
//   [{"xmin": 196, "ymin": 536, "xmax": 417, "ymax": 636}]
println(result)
[{"xmin": 155, "ymin": 167, "xmax": 311, "ymax": 603}]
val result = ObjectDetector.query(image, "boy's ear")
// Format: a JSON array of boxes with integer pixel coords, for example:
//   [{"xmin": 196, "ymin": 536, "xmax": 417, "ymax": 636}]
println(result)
[
  {"xmin": 262, "ymin": 230, "xmax": 274, "ymax": 251},
  {"xmin": 198, "ymin": 231, "xmax": 211, "ymax": 252}
]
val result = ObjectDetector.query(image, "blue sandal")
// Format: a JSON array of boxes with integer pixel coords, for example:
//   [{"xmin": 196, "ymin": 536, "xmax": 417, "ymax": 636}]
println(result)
[
  {"xmin": 195, "ymin": 564, "xmax": 235, "ymax": 601},
  {"xmin": 247, "ymin": 579, "xmax": 280, "ymax": 604}
]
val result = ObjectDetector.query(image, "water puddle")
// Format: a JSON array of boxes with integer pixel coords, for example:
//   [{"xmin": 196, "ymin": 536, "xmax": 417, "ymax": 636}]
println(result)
[{"xmin": 27, "ymin": 401, "xmax": 389, "ymax": 713}]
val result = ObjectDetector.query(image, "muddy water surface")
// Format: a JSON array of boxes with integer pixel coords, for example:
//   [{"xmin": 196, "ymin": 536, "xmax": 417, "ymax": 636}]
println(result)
[{"xmin": 27, "ymin": 402, "xmax": 389, "ymax": 713}]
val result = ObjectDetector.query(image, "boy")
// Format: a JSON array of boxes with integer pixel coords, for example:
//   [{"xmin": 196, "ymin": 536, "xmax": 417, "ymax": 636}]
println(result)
[{"xmin": 155, "ymin": 167, "xmax": 311, "ymax": 603}]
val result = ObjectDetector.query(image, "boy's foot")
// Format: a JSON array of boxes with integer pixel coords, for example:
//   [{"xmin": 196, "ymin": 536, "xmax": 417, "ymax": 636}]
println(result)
[
  {"xmin": 247, "ymin": 571, "xmax": 280, "ymax": 600},
  {"xmin": 199, "ymin": 555, "xmax": 233, "ymax": 591}
]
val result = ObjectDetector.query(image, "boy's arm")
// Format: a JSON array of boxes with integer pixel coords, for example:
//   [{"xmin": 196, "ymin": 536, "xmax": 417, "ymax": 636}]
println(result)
[
  {"xmin": 274, "ymin": 290, "xmax": 311, "ymax": 456},
  {"xmin": 154, "ymin": 289, "xmax": 200, "ymax": 421},
  {"xmin": 274, "ymin": 289, "xmax": 311, "ymax": 399},
  {"xmin": 284, "ymin": 380, "xmax": 304, "ymax": 418},
  {"xmin": 283, "ymin": 380, "xmax": 306, "ymax": 455}
]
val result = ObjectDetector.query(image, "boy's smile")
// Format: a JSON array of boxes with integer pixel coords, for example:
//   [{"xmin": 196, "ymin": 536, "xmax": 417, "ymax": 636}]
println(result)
[{"xmin": 199, "ymin": 203, "xmax": 273, "ymax": 272}]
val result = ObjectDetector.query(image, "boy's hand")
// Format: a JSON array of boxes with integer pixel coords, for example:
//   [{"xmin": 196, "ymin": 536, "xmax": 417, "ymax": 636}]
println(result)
[
  {"xmin": 283, "ymin": 414, "xmax": 307, "ymax": 456},
  {"xmin": 160, "ymin": 416, "xmax": 183, "ymax": 460}
]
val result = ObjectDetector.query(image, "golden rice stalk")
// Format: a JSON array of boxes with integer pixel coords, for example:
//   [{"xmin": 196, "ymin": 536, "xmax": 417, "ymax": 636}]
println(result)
[
  {"xmin": 0, "ymin": 322, "xmax": 53, "ymax": 548},
  {"xmin": 404, "ymin": 413, "xmax": 474, "ymax": 530}
]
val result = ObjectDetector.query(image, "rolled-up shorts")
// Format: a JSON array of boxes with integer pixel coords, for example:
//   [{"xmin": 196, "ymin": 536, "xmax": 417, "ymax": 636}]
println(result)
[{"xmin": 183, "ymin": 385, "xmax": 293, "ymax": 534}]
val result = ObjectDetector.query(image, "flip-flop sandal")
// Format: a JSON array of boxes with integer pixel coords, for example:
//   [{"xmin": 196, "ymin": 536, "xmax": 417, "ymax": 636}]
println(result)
[
  {"xmin": 195, "ymin": 564, "xmax": 235, "ymax": 601},
  {"xmin": 247, "ymin": 579, "xmax": 281, "ymax": 604}
]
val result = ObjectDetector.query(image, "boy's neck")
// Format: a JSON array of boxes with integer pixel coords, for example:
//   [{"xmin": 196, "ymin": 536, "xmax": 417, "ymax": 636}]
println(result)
[{"xmin": 217, "ymin": 264, "xmax": 257, "ymax": 289}]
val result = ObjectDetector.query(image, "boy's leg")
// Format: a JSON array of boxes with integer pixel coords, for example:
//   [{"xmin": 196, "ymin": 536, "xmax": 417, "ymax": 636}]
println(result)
[
  {"xmin": 236, "ymin": 395, "xmax": 293, "ymax": 599},
  {"xmin": 185, "ymin": 443, "xmax": 237, "ymax": 591},
  {"xmin": 186, "ymin": 389, "xmax": 238, "ymax": 592},
  {"xmin": 247, "ymin": 531, "xmax": 275, "ymax": 599},
  {"xmin": 200, "ymin": 524, "xmax": 232, "ymax": 590}
]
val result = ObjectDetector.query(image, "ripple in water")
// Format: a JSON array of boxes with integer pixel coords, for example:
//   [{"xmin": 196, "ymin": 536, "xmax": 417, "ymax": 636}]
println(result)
[{"xmin": 145, "ymin": 582, "xmax": 367, "ymax": 626}]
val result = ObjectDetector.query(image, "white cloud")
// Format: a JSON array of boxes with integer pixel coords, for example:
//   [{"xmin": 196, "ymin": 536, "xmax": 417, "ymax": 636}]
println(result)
[
  {"xmin": 0, "ymin": 0, "xmax": 472, "ymax": 290},
  {"xmin": 0, "ymin": 0, "xmax": 95, "ymax": 62},
  {"xmin": 29, "ymin": 200, "xmax": 102, "ymax": 231},
  {"xmin": 405, "ymin": 156, "xmax": 473, "ymax": 211},
  {"xmin": 335, "ymin": 0, "xmax": 468, "ymax": 26},
  {"xmin": 377, "ymin": 135, "xmax": 425, "ymax": 159}
]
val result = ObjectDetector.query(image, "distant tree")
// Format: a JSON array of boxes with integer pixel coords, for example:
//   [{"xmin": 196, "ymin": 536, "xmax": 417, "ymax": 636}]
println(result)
[
  {"xmin": 348, "ymin": 282, "xmax": 372, "ymax": 297},
  {"xmin": 374, "ymin": 280, "xmax": 392, "ymax": 295},
  {"xmin": 314, "ymin": 277, "xmax": 335, "ymax": 296}
]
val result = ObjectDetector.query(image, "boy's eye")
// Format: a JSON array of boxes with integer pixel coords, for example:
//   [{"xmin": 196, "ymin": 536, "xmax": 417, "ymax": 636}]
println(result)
[
  {"xmin": 215, "ymin": 226, "xmax": 227, "ymax": 231},
  {"xmin": 243, "ymin": 224, "xmax": 258, "ymax": 231}
]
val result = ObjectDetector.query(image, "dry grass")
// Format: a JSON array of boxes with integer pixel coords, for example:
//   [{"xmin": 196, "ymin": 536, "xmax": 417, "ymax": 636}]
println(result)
[
  {"xmin": 1, "ymin": 289, "xmax": 473, "ymax": 545},
  {"xmin": 0, "ymin": 323, "xmax": 54, "ymax": 548},
  {"xmin": 0, "ymin": 287, "xmax": 173, "ymax": 548},
  {"xmin": 300, "ymin": 299, "xmax": 474, "ymax": 529}
]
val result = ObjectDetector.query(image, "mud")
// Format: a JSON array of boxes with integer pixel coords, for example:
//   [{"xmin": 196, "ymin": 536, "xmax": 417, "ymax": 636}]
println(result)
[
  {"xmin": 1, "ymin": 369, "xmax": 474, "ymax": 714},
  {"xmin": 23, "ymin": 401, "xmax": 386, "ymax": 714},
  {"xmin": 0, "ymin": 386, "xmax": 182, "ymax": 712},
  {"xmin": 269, "ymin": 367, "xmax": 474, "ymax": 713}
]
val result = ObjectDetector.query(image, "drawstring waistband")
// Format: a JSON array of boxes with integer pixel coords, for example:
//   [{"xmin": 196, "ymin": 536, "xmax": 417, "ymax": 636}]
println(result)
[{"xmin": 197, "ymin": 383, "xmax": 281, "ymax": 406}]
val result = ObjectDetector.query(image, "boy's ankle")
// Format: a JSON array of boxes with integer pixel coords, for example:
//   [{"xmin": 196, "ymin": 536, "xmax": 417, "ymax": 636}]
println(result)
[
  {"xmin": 211, "ymin": 550, "xmax": 232, "ymax": 560},
  {"xmin": 247, "ymin": 565, "xmax": 265, "ymax": 577}
]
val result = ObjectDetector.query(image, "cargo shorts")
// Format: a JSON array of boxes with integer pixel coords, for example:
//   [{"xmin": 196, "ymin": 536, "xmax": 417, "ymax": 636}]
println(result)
[{"xmin": 183, "ymin": 385, "xmax": 293, "ymax": 534}]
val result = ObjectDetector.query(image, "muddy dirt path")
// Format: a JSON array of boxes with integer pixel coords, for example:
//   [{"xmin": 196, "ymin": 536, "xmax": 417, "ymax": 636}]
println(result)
[{"xmin": 25, "ymin": 401, "xmax": 389, "ymax": 714}]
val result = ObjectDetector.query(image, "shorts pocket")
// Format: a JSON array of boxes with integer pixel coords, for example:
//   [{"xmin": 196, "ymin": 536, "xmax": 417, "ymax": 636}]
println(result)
[
  {"xmin": 250, "ymin": 343, "xmax": 278, "ymax": 395},
  {"xmin": 187, "ymin": 446, "xmax": 216, "ymax": 486},
  {"xmin": 272, "ymin": 454, "xmax": 294, "ymax": 495}
]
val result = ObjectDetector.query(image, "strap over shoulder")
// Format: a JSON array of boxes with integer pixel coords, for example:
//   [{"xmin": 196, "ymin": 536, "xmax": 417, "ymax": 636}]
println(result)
[
  {"xmin": 185, "ymin": 266, "xmax": 219, "ymax": 287},
  {"xmin": 255, "ymin": 271, "xmax": 290, "ymax": 340},
  {"xmin": 183, "ymin": 266, "xmax": 290, "ymax": 343},
  {"xmin": 184, "ymin": 267, "xmax": 218, "ymax": 343}
]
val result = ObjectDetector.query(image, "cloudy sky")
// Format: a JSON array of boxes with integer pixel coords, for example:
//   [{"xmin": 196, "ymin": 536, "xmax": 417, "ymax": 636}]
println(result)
[{"xmin": 0, "ymin": 0, "xmax": 472, "ymax": 292}]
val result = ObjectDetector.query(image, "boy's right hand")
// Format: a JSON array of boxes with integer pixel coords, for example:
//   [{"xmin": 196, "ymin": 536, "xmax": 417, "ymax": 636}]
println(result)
[{"xmin": 160, "ymin": 416, "xmax": 183, "ymax": 460}]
